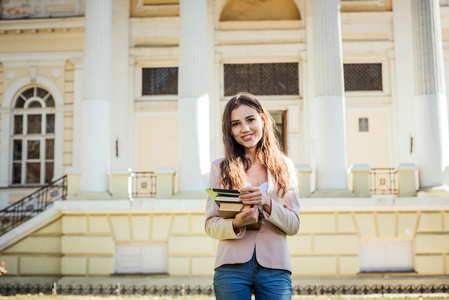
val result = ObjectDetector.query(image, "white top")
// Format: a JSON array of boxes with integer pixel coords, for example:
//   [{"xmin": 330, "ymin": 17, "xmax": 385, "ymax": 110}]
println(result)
[
  {"xmin": 258, "ymin": 181, "xmax": 268, "ymax": 194},
  {"xmin": 246, "ymin": 181, "xmax": 268, "ymax": 194}
]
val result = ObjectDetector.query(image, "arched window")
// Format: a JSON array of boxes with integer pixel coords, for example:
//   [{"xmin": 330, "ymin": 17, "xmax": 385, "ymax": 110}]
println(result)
[{"xmin": 11, "ymin": 86, "xmax": 55, "ymax": 185}]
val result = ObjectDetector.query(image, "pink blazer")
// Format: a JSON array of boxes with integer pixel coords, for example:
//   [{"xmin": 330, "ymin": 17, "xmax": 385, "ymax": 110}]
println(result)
[{"xmin": 205, "ymin": 157, "xmax": 301, "ymax": 272}]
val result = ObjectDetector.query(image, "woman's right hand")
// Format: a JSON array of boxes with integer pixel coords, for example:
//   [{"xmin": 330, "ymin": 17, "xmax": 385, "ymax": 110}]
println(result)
[{"xmin": 232, "ymin": 206, "xmax": 259, "ymax": 228}]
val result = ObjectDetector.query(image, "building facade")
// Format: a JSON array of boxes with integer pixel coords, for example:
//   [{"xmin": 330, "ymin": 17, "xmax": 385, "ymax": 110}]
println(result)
[{"xmin": 0, "ymin": 0, "xmax": 448, "ymax": 285}]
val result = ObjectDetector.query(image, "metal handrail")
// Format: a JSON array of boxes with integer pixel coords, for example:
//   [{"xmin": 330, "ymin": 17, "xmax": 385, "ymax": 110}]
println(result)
[
  {"xmin": 370, "ymin": 168, "xmax": 397, "ymax": 195},
  {"xmin": 129, "ymin": 172, "xmax": 156, "ymax": 199},
  {"xmin": 0, "ymin": 175, "xmax": 67, "ymax": 236}
]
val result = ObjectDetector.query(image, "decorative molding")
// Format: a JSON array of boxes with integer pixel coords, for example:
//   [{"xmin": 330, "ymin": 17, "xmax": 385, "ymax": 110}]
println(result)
[
  {"xmin": 6, "ymin": 71, "xmax": 15, "ymax": 80},
  {"xmin": 1, "ymin": 1, "xmax": 85, "ymax": 20},
  {"xmin": 137, "ymin": 0, "xmax": 179, "ymax": 11},
  {"xmin": 341, "ymin": 0, "xmax": 386, "ymax": 7},
  {"xmin": 28, "ymin": 64, "xmax": 38, "ymax": 83},
  {"xmin": 0, "ymin": 17, "xmax": 84, "ymax": 36}
]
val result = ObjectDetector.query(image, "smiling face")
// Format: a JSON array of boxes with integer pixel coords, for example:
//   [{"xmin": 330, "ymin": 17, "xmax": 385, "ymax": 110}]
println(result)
[{"xmin": 230, "ymin": 104, "xmax": 264, "ymax": 153}]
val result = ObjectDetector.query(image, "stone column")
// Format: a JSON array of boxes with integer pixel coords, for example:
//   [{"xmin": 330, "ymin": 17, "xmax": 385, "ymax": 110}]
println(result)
[
  {"xmin": 311, "ymin": 0, "xmax": 348, "ymax": 190},
  {"xmin": 78, "ymin": 0, "xmax": 112, "ymax": 194},
  {"xmin": 177, "ymin": 0, "xmax": 210, "ymax": 192},
  {"xmin": 411, "ymin": 0, "xmax": 449, "ymax": 187},
  {"xmin": 110, "ymin": 0, "xmax": 130, "ymax": 170}
]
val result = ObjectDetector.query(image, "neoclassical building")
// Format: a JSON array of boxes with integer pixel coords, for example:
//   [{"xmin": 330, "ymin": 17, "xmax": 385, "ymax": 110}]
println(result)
[{"xmin": 0, "ymin": 0, "xmax": 448, "ymax": 288}]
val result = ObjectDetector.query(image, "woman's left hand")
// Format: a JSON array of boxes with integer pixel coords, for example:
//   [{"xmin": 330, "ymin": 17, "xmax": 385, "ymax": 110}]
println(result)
[{"xmin": 238, "ymin": 186, "xmax": 272, "ymax": 214}]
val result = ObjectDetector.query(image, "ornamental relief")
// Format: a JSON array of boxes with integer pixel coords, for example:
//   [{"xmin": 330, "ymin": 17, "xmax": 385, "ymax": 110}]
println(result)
[{"xmin": 1, "ymin": 0, "xmax": 85, "ymax": 19}]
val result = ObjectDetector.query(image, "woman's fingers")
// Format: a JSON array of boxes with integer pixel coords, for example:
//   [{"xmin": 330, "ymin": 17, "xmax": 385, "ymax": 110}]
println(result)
[{"xmin": 234, "ymin": 207, "xmax": 258, "ymax": 227}]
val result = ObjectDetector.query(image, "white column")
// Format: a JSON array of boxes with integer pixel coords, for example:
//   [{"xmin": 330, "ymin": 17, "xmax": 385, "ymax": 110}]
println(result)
[
  {"xmin": 411, "ymin": 0, "xmax": 449, "ymax": 187},
  {"xmin": 78, "ymin": 0, "xmax": 112, "ymax": 193},
  {"xmin": 111, "ymin": 0, "xmax": 130, "ymax": 169},
  {"xmin": 177, "ymin": 0, "xmax": 210, "ymax": 192},
  {"xmin": 392, "ymin": 0, "xmax": 415, "ymax": 164},
  {"xmin": 311, "ymin": 0, "xmax": 348, "ymax": 190}
]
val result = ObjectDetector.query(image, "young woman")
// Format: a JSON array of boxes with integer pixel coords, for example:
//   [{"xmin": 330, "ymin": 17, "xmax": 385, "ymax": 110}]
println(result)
[{"xmin": 205, "ymin": 92, "xmax": 301, "ymax": 300}]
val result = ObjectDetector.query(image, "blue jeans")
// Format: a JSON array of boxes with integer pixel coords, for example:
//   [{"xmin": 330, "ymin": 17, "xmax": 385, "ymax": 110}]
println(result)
[{"xmin": 213, "ymin": 251, "xmax": 292, "ymax": 300}]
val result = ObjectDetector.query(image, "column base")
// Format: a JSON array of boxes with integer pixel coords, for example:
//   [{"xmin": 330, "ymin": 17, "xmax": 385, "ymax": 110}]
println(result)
[
  {"xmin": 310, "ymin": 189, "xmax": 354, "ymax": 198},
  {"xmin": 66, "ymin": 192, "xmax": 112, "ymax": 200},
  {"xmin": 416, "ymin": 185, "xmax": 449, "ymax": 197}
]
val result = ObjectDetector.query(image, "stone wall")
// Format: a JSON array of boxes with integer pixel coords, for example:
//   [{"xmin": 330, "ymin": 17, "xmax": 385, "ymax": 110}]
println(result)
[{"xmin": 2, "ymin": 209, "xmax": 448, "ymax": 277}]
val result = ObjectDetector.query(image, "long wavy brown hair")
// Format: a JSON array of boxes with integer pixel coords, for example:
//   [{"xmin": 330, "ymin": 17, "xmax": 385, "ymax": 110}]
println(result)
[{"xmin": 220, "ymin": 92, "xmax": 290, "ymax": 197}]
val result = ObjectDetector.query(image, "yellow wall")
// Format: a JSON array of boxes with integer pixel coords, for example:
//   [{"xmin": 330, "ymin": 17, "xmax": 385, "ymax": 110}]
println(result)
[
  {"xmin": 0, "ymin": 36, "xmax": 83, "ymax": 53},
  {"xmin": 137, "ymin": 114, "xmax": 178, "ymax": 172},
  {"xmin": 2, "ymin": 210, "xmax": 448, "ymax": 277},
  {"xmin": 346, "ymin": 111, "xmax": 391, "ymax": 168},
  {"xmin": 220, "ymin": 0, "xmax": 300, "ymax": 21}
]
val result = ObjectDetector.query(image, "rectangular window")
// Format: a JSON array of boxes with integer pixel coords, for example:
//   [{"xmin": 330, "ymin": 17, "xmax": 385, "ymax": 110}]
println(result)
[
  {"xmin": 359, "ymin": 239, "xmax": 413, "ymax": 273},
  {"xmin": 13, "ymin": 140, "xmax": 22, "ymax": 160},
  {"xmin": 46, "ymin": 114, "xmax": 55, "ymax": 134},
  {"xmin": 224, "ymin": 63, "xmax": 299, "ymax": 96},
  {"xmin": 27, "ymin": 140, "xmax": 40, "ymax": 160},
  {"xmin": 12, "ymin": 163, "xmax": 21, "ymax": 184},
  {"xmin": 115, "ymin": 243, "xmax": 168, "ymax": 274},
  {"xmin": 45, "ymin": 162, "xmax": 54, "ymax": 183},
  {"xmin": 27, "ymin": 115, "xmax": 42, "ymax": 134},
  {"xmin": 359, "ymin": 118, "xmax": 369, "ymax": 132},
  {"xmin": 26, "ymin": 162, "xmax": 40, "ymax": 184},
  {"xmin": 344, "ymin": 63, "xmax": 382, "ymax": 91},
  {"xmin": 14, "ymin": 115, "xmax": 23, "ymax": 135},
  {"xmin": 142, "ymin": 67, "xmax": 178, "ymax": 95}
]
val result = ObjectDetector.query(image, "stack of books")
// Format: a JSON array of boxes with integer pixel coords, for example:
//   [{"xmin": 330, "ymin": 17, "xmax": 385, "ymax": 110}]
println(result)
[
  {"xmin": 206, "ymin": 188, "xmax": 261, "ymax": 230},
  {"xmin": 206, "ymin": 188, "xmax": 250, "ymax": 218}
]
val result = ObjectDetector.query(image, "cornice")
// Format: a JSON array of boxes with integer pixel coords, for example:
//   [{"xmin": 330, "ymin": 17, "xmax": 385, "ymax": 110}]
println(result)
[{"xmin": 0, "ymin": 17, "xmax": 84, "ymax": 35}]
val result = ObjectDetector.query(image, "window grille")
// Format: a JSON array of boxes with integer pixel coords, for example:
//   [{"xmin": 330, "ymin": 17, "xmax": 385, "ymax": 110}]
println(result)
[
  {"xmin": 224, "ymin": 63, "xmax": 299, "ymax": 96},
  {"xmin": 142, "ymin": 67, "xmax": 178, "ymax": 95},
  {"xmin": 344, "ymin": 63, "xmax": 382, "ymax": 91},
  {"xmin": 11, "ymin": 86, "xmax": 55, "ymax": 186},
  {"xmin": 370, "ymin": 168, "xmax": 397, "ymax": 195}
]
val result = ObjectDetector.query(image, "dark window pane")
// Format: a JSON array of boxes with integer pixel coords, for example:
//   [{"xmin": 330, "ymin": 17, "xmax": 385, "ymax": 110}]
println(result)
[
  {"xmin": 45, "ymin": 162, "xmax": 54, "ymax": 183},
  {"xmin": 46, "ymin": 114, "xmax": 55, "ymax": 134},
  {"xmin": 142, "ymin": 67, "xmax": 178, "ymax": 95},
  {"xmin": 27, "ymin": 114, "xmax": 42, "ymax": 134},
  {"xmin": 224, "ymin": 63, "xmax": 299, "ymax": 96},
  {"xmin": 45, "ymin": 96, "xmax": 55, "ymax": 107},
  {"xmin": 27, "ymin": 140, "xmax": 40, "ymax": 159},
  {"xmin": 15, "ymin": 97, "xmax": 25, "ymax": 108},
  {"xmin": 37, "ymin": 88, "xmax": 48, "ymax": 99},
  {"xmin": 26, "ymin": 163, "xmax": 40, "ymax": 184},
  {"xmin": 45, "ymin": 139, "xmax": 54, "ymax": 159},
  {"xmin": 14, "ymin": 115, "xmax": 23, "ymax": 135},
  {"xmin": 12, "ymin": 163, "xmax": 21, "ymax": 184},
  {"xmin": 344, "ymin": 63, "xmax": 383, "ymax": 91},
  {"xmin": 22, "ymin": 87, "xmax": 35, "ymax": 100},
  {"xmin": 28, "ymin": 101, "xmax": 42, "ymax": 108},
  {"xmin": 13, "ymin": 140, "xmax": 22, "ymax": 160}
]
